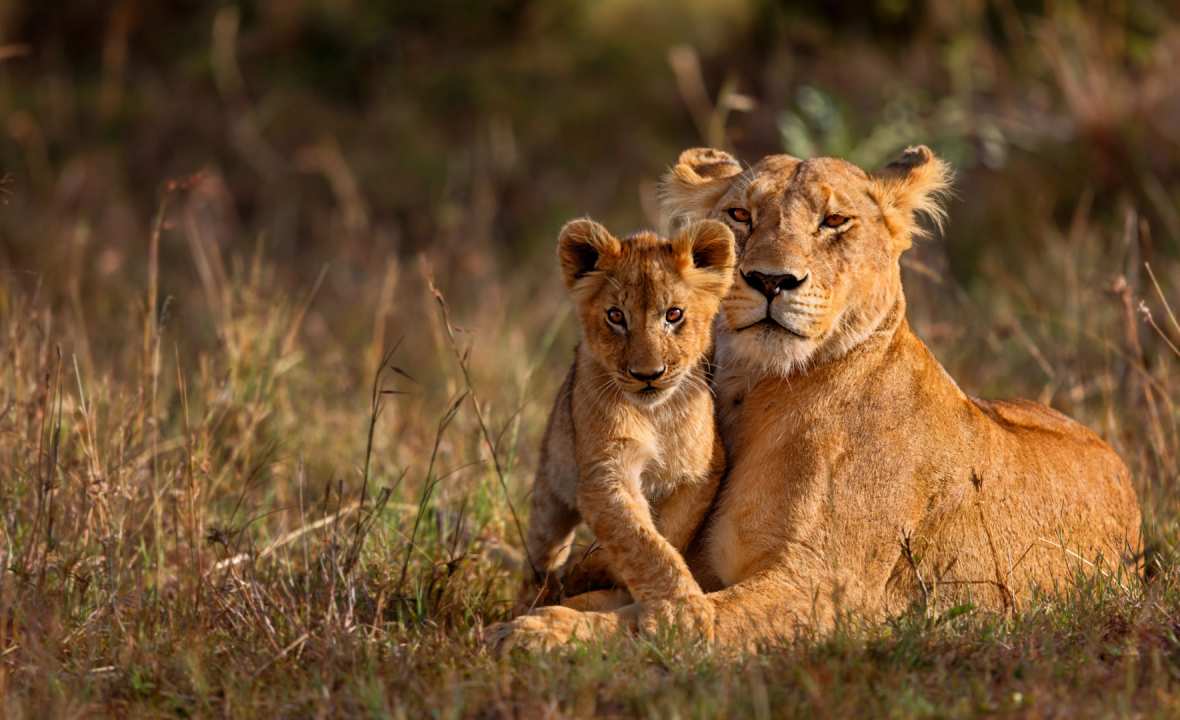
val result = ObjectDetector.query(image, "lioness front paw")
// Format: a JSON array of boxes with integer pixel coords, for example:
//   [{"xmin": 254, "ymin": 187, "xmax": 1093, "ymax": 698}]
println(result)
[
  {"xmin": 485, "ymin": 606, "xmax": 600, "ymax": 654},
  {"xmin": 637, "ymin": 595, "xmax": 716, "ymax": 644}
]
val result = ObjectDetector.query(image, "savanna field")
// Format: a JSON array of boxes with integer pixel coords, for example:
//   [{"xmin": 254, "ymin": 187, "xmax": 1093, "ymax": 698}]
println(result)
[{"xmin": 2, "ymin": 2, "xmax": 1180, "ymax": 717}]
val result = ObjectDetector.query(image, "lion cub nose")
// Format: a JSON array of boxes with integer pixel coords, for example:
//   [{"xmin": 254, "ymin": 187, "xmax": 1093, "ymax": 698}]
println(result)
[
  {"xmin": 628, "ymin": 366, "xmax": 667, "ymax": 382},
  {"xmin": 741, "ymin": 270, "xmax": 809, "ymax": 299}
]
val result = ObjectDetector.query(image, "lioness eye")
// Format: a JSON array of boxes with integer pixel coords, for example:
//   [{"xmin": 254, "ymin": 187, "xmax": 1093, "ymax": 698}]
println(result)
[
  {"xmin": 665, "ymin": 307, "xmax": 684, "ymax": 323},
  {"xmin": 726, "ymin": 208, "xmax": 751, "ymax": 224},
  {"xmin": 822, "ymin": 214, "xmax": 849, "ymax": 228},
  {"xmin": 606, "ymin": 308, "xmax": 625, "ymax": 326}
]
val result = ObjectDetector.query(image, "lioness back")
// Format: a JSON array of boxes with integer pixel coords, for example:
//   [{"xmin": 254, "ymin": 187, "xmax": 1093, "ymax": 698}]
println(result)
[{"xmin": 519, "ymin": 218, "xmax": 735, "ymax": 611}]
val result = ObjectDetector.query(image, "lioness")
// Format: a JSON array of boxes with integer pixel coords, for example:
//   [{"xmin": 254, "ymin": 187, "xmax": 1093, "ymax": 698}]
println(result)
[
  {"xmin": 490, "ymin": 146, "xmax": 1143, "ymax": 651},
  {"xmin": 519, "ymin": 218, "xmax": 735, "ymax": 610}
]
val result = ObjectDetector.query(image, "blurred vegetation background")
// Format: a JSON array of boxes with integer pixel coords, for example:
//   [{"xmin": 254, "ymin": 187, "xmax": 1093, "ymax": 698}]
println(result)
[
  {"xmin": 3, "ymin": 1, "xmax": 1180, "ymax": 714},
  {"xmin": 3, "ymin": 0, "xmax": 1179, "ymax": 383}
]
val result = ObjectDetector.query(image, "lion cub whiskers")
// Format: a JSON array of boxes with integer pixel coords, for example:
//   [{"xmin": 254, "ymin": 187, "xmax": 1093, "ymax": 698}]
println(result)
[{"xmin": 518, "ymin": 218, "xmax": 735, "ymax": 612}]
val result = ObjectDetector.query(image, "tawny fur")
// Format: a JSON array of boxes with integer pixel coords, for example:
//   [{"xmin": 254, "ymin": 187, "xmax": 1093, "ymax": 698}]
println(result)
[
  {"xmin": 490, "ymin": 146, "xmax": 1143, "ymax": 653},
  {"xmin": 518, "ymin": 218, "xmax": 735, "ymax": 613}
]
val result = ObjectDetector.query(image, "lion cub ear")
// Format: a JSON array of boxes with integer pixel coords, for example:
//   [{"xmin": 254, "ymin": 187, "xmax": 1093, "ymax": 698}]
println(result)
[
  {"xmin": 659, "ymin": 148, "xmax": 744, "ymax": 233},
  {"xmin": 869, "ymin": 145, "xmax": 953, "ymax": 251},
  {"xmin": 673, "ymin": 219, "xmax": 736, "ymax": 296},
  {"xmin": 557, "ymin": 218, "xmax": 621, "ymax": 290}
]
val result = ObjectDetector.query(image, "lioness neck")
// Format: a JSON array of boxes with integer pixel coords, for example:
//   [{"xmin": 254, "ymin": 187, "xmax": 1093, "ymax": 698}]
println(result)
[
  {"xmin": 715, "ymin": 289, "xmax": 910, "ymax": 444},
  {"xmin": 817, "ymin": 274, "xmax": 908, "ymax": 370}
]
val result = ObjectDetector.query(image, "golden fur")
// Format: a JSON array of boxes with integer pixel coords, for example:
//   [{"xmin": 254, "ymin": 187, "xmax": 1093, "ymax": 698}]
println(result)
[
  {"xmin": 490, "ymin": 146, "xmax": 1143, "ymax": 652},
  {"xmin": 514, "ymin": 218, "xmax": 735, "ymax": 613}
]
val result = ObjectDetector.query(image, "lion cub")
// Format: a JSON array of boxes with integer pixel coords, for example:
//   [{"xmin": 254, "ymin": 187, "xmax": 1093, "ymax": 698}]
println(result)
[{"xmin": 521, "ymin": 217, "xmax": 735, "ymax": 610}]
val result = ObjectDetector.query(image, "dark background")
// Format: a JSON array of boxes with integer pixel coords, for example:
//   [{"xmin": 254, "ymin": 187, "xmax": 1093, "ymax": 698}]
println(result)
[{"xmin": 4, "ymin": 1, "xmax": 1178, "ymax": 296}]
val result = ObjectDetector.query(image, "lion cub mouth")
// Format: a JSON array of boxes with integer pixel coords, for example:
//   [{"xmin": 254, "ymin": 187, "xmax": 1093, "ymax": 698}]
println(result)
[{"xmin": 622, "ymin": 379, "xmax": 678, "ymax": 407}]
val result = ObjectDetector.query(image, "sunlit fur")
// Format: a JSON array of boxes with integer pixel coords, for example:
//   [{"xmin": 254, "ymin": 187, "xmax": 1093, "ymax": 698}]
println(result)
[
  {"xmin": 490, "ymin": 147, "xmax": 1143, "ymax": 653},
  {"xmin": 510, "ymin": 219, "xmax": 735, "ymax": 618}
]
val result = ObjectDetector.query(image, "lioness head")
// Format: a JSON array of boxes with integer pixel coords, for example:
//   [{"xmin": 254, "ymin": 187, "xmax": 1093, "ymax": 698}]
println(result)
[
  {"xmin": 557, "ymin": 218, "xmax": 736, "ymax": 406},
  {"xmin": 660, "ymin": 146, "xmax": 951, "ymax": 376}
]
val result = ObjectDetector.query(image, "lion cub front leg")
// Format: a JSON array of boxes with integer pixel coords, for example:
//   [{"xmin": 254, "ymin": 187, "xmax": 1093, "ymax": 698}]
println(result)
[{"xmin": 576, "ymin": 446, "xmax": 703, "ymax": 603}]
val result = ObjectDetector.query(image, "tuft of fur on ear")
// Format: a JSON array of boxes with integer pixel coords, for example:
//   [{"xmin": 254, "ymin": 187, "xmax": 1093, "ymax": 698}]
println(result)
[
  {"xmin": 658, "ymin": 148, "xmax": 744, "ymax": 234},
  {"xmin": 557, "ymin": 218, "xmax": 620, "ymax": 290},
  {"xmin": 869, "ymin": 145, "xmax": 954, "ymax": 251},
  {"xmin": 672, "ymin": 219, "xmax": 736, "ymax": 297}
]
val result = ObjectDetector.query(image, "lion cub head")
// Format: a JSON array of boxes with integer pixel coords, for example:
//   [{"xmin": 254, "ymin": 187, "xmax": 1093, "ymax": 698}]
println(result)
[
  {"xmin": 558, "ymin": 218, "xmax": 736, "ymax": 406},
  {"xmin": 660, "ymin": 146, "xmax": 951, "ymax": 376}
]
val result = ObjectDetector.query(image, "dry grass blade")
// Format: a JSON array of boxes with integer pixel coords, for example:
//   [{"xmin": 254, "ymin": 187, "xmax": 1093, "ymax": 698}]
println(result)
[
  {"xmin": 426, "ymin": 275, "xmax": 536, "ymax": 575},
  {"xmin": 210, "ymin": 503, "xmax": 360, "ymax": 573},
  {"xmin": 349, "ymin": 340, "xmax": 406, "ymax": 574},
  {"xmin": 1144, "ymin": 263, "xmax": 1180, "ymax": 358},
  {"xmin": 395, "ymin": 389, "xmax": 467, "ymax": 595}
]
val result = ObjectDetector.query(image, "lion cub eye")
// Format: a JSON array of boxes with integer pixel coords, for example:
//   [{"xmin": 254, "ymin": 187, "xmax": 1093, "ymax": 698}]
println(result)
[
  {"xmin": 665, "ymin": 307, "xmax": 684, "ymax": 323},
  {"xmin": 726, "ymin": 207, "xmax": 751, "ymax": 224},
  {"xmin": 821, "ymin": 214, "xmax": 850, "ymax": 229},
  {"xmin": 606, "ymin": 307, "xmax": 626, "ymax": 326}
]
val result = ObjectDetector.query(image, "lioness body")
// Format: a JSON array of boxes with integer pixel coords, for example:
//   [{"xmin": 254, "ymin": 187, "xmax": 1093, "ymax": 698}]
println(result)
[
  {"xmin": 493, "ymin": 147, "xmax": 1142, "ymax": 652},
  {"xmin": 710, "ymin": 305, "xmax": 1139, "ymax": 630},
  {"xmin": 521, "ymin": 220, "xmax": 735, "ymax": 608}
]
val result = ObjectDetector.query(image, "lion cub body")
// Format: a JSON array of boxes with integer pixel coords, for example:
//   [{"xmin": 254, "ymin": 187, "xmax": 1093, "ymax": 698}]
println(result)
[{"xmin": 522, "ymin": 219, "xmax": 735, "ymax": 608}]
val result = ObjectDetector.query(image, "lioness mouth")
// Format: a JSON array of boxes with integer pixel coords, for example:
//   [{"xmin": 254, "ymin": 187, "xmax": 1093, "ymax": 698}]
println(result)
[{"xmin": 741, "ymin": 317, "xmax": 810, "ymax": 339}]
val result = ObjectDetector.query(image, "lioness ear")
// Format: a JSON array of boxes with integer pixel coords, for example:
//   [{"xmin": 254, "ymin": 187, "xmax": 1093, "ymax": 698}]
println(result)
[
  {"xmin": 673, "ymin": 148, "xmax": 743, "ymax": 181},
  {"xmin": 869, "ymin": 145, "xmax": 953, "ymax": 251},
  {"xmin": 673, "ymin": 220, "xmax": 736, "ymax": 296},
  {"xmin": 557, "ymin": 218, "xmax": 621, "ymax": 289},
  {"xmin": 659, "ymin": 148, "xmax": 744, "ymax": 233}
]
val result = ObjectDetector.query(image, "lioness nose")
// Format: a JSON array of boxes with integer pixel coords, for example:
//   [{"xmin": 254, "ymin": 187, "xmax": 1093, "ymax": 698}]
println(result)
[
  {"xmin": 628, "ymin": 366, "xmax": 666, "ymax": 382},
  {"xmin": 742, "ymin": 270, "xmax": 808, "ymax": 299}
]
